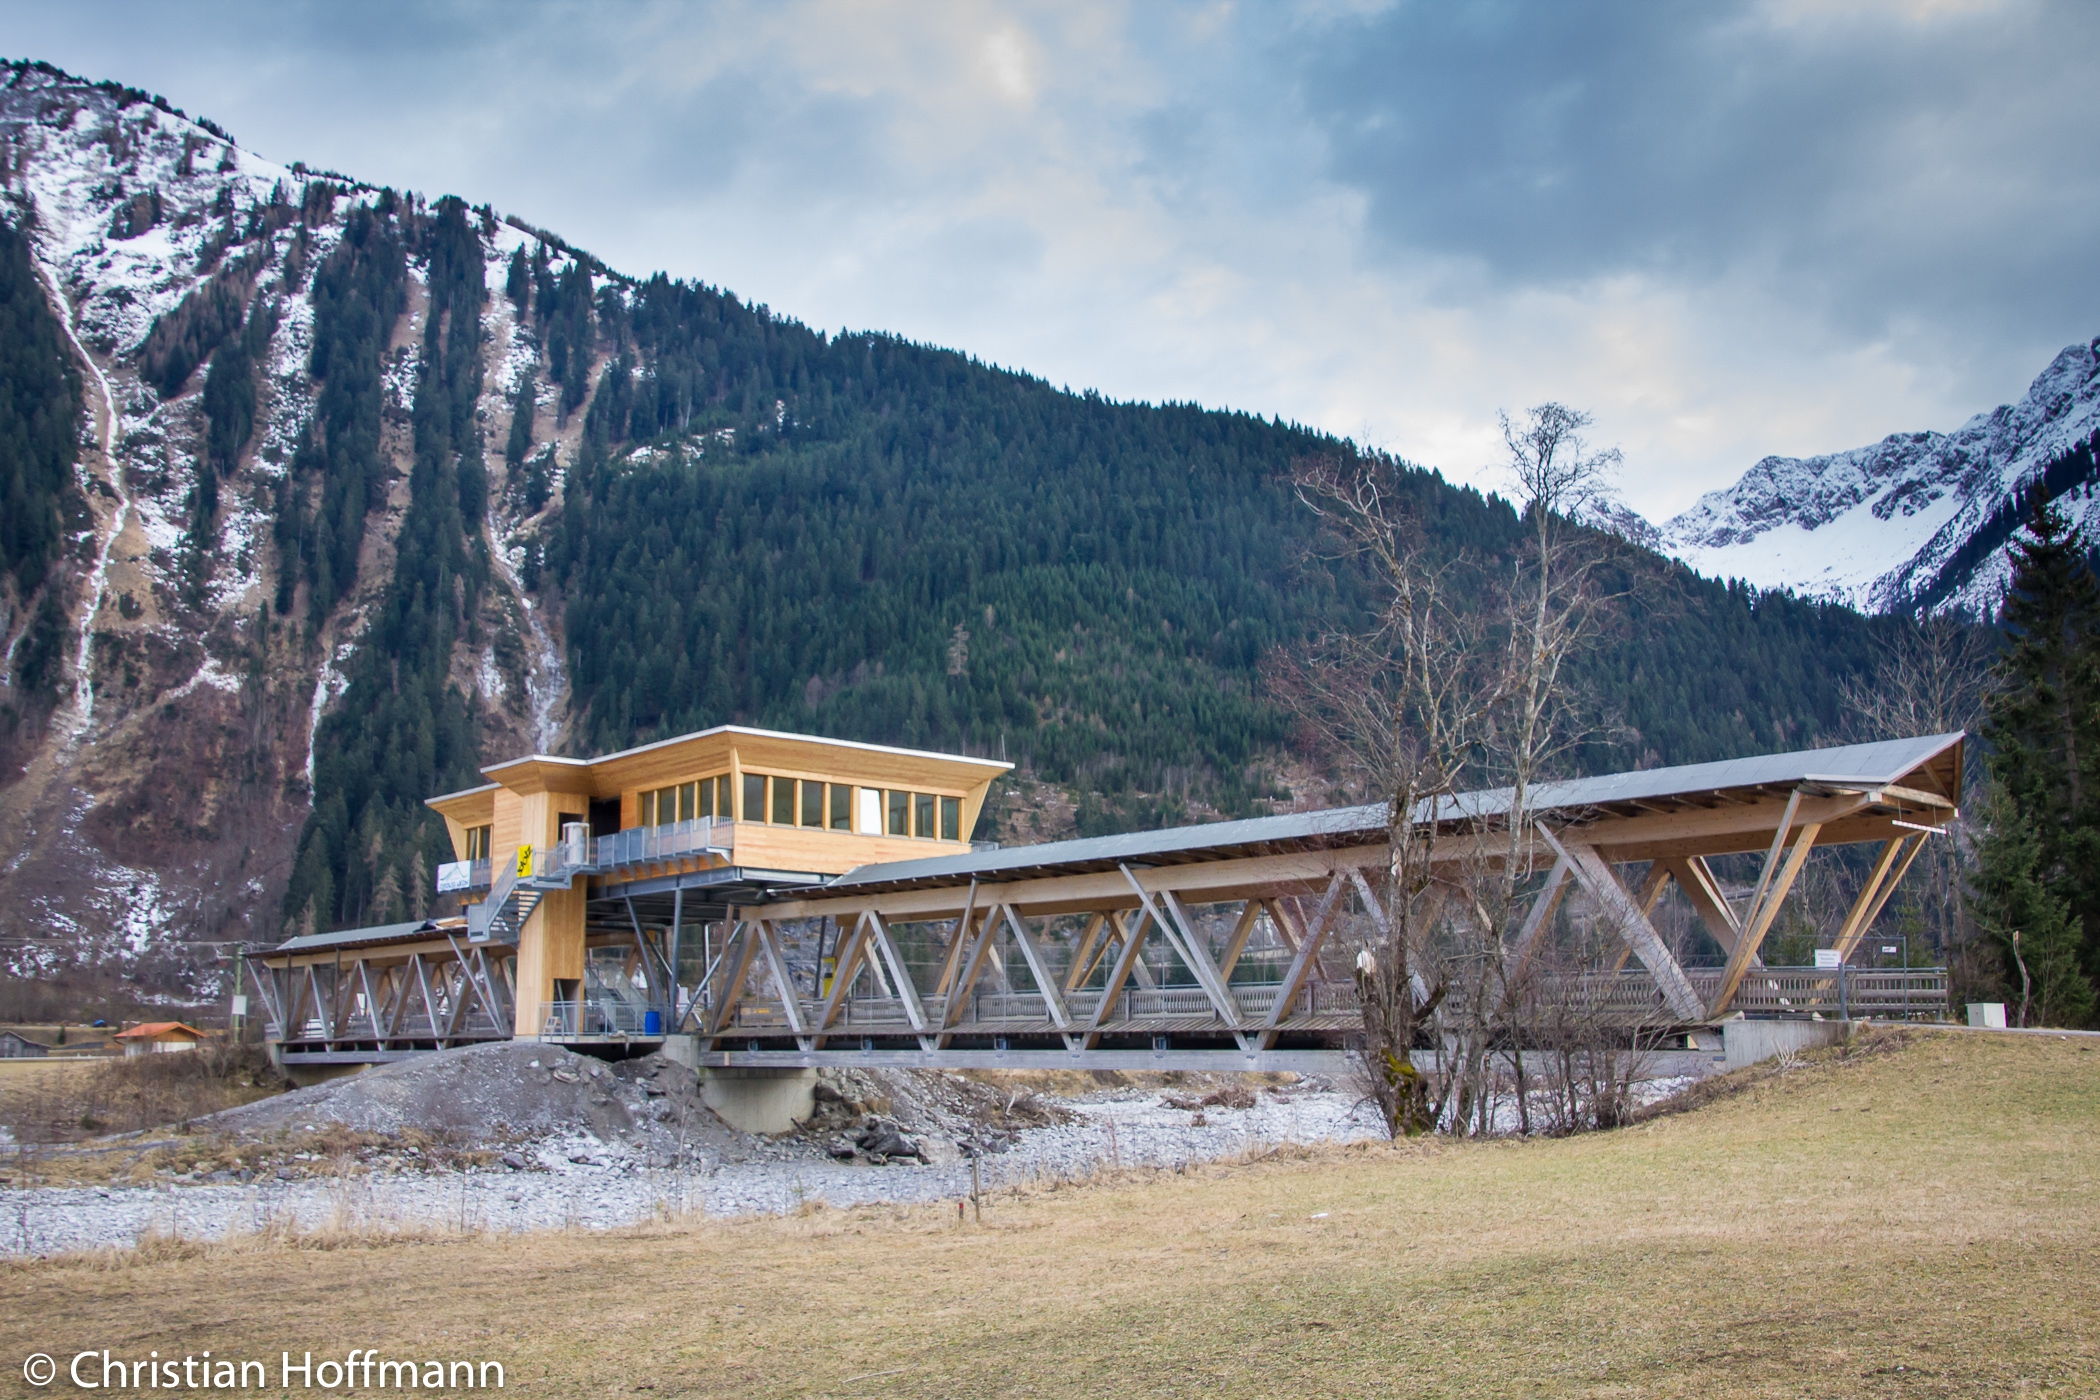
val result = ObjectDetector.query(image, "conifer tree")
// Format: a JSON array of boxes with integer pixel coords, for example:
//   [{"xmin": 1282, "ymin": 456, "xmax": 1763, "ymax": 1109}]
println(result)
[
  {"xmin": 1970, "ymin": 501, "xmax": 2100, "ymax": 1023},
  {"xmin": 504, "ymin": 244, "xmax": 529, "ymax": 309}
]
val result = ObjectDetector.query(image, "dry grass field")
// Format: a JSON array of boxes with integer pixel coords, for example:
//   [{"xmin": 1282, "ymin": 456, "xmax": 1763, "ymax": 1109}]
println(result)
[{"xmin": 4, "ymin": 1028, "xmax": 2095, "ymax": 1398}]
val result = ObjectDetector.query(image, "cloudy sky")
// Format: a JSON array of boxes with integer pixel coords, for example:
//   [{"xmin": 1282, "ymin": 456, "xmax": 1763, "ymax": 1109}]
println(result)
[{"xmin": 12, "ymin": 0, "xmax": 2100, "ymax": 518}]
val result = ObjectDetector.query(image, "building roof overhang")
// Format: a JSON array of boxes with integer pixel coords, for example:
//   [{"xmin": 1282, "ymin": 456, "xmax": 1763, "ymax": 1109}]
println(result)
[{"xmin": 470, "ymin": 724, "xmax": 1013, "ymax": 800}]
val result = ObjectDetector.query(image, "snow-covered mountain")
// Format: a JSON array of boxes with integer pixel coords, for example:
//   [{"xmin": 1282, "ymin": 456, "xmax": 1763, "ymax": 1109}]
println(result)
[
  {"xmin": 0, "ymin": 61, "xmax": 573, "ymax": 1001},
  {"xmin": 1657, "ymin": 338, "xmax": 2100, "ymax": 615}
]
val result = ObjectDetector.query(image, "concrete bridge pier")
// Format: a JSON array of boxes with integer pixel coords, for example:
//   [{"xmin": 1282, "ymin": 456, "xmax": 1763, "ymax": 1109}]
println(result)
[{"xmin": 661, "ymin": 1035, "xmax": 816, "ymax": 1134}]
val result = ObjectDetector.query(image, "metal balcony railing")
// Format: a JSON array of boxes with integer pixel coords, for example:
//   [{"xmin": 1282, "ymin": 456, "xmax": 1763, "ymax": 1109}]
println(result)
[{"xmin": 579, "ymin": 819, "xmax": 728, "ymax": 876}]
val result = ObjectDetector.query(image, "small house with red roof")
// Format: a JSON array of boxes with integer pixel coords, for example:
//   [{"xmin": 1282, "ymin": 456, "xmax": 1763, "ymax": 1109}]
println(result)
[{"xmin": 114, "ymin": 1022, "xmax": 207, "ymax": 1057}]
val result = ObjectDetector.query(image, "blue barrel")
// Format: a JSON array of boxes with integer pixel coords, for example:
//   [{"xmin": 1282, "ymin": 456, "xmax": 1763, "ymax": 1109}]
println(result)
[{"xmin": 644, "ymin": 1010, "xmax": 663, "ymax": 1036}]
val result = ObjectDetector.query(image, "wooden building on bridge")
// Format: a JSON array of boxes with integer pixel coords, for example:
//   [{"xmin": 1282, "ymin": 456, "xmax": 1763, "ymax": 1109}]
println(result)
[{"xmin": 249, "ymin": 726, "xmax": 1961, "ymax": 1070}]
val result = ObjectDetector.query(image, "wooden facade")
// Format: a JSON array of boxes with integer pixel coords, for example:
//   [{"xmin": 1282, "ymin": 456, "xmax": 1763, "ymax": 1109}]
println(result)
[{"xmin": 418, "ymin": 726, "xmax": 1008, "ymax": 1037}]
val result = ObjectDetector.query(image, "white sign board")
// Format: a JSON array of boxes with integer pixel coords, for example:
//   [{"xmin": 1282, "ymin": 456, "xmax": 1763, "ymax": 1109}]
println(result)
[
  {"xmin": 1813, "ymin": 948, "xmax": 1843, "ymax": 969},
  {"xmin": 230, "ymin": 995, "xmax": 247, "ymax": 1016},
  {"xmin": 436, "ymin": 860, "xmax": 474, "ymax": 893}
]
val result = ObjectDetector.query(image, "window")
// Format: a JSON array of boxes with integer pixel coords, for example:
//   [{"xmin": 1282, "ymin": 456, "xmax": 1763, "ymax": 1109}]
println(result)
[
  {"xmin": 698, "ymin": 777, "xmax": 715, "ymax": 819},
  {"xmin": 915, "ymin": 792, "xmax": 935, "ymax": 839},
  {"xmin": 830, "ymin": 784, "xmax": 853, "ymax": 830},
  {"xmin": 743, "ymin": 773, "xmax": 766, "ymax": 822},
  {"xmin": 772, "ymin": 776, "xmax": 796, "ymax": 825},
  {"xmin": 638, "ymin": 783, "xmax": 701, "ymax": 829},
  {"xmin": 714, "ymin": 775, "xmax": 733, "ymax": 818},
  {"xmin": 801, "ymin": 780, "xmax": 825, "ymax": 827},
  {"xmin": 887, "ymin": 789, "xmax": 909, "ymax": 836},
  {"xmin": 941, "ymin": 796, "xmax": 961, "ymax": 841},
  {"xmin": 464, "ymin": 825, "xmax": 492, "ymax": 860}
]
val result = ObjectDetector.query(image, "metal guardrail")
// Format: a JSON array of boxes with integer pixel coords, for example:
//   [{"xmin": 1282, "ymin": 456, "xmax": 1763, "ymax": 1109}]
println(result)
[{"xmin": 536, "ymin": 998, "xmax": 673, "ymax": 1039}]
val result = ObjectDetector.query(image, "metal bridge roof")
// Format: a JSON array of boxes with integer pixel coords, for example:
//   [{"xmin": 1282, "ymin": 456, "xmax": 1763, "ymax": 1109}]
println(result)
[
  {"xmin": 272, "ymin": 918, "xmax": 465, "ymax": 955},
  {"xmin": 812, "ymin": 732, "xmax": 1965, "ymax": 896}
]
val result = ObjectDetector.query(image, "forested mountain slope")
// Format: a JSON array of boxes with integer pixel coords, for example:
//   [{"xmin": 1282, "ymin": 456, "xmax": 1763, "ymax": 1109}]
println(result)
[{"xmin": 0, "ymin": 60, "xmax": 1903, "ymax": 1001}]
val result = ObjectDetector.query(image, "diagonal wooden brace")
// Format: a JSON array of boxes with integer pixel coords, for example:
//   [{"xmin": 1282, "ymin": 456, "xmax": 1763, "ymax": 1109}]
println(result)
[
  {"xmin": 1539, "ymin": 827, "xmax": 1706, "ymax": 1023},
  {"xmin": 753, "ymin": 921, "xmax": 809, "ymax": 1040},
  {"xmin": 1707, "ymin": 819, "xmax": 1823, "ymax": 1018},
  {"xmin": 865, "ymin": 911, "xmax": 930, "ymax": 1032},
  {"xmin": 1001, "ymin": 906, "xmax": 1073, "ymax": 1029},
  {"xmin": 1831, "ymin": 834, "xmax": 1927, "ymax": 959},
  {"xmin": 1258, "ymin": 872, "xmax": 1348, "ymax": 1047}
]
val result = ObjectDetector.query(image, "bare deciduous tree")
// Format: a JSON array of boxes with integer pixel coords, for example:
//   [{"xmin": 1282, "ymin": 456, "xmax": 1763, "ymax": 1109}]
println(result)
[{"xmin": 1277, "ymin": 405, "xmax": 1631, "ymax": 1138}]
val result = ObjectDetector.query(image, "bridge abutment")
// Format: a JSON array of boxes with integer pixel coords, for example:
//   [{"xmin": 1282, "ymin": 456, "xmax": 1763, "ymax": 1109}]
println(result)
[{"xmin": 662, "ymin": 1035, "xmax": 818, "ymax": 1133}]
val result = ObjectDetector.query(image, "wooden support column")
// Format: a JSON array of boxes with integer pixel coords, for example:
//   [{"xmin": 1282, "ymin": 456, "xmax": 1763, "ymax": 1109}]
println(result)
[
  {"xmin": 1707, "ymin": 819, "xmax": 1824, "ymax": 1018},
  {"xmin": 1662, "ymin": 856, "xmax": 1748, "ymax": 963},
  {"xmin": 1083, "ymin": 908, "xmax": 1157, "ymax": 1049},
  {"xmin": 864, "ymin": 912, "xmax": 931, "ymax": 1037},
  {"xmin": 1215, "ymin": 901, "xmax": 1263, "ymax": 983},
  {"xmin": 1606, "ymin": 862, "xmax": 1673, "ymax": 972},
  {"xmin": 445, "ymin": 933, "xmax": 505, "ymax": 1034},
  {"xmin": 412, "ymin": 955, "xmax": 442, "ymax": 1038},
  {"xmin": 353, "ymin": 960, "xmax": 382, "ymax": 1039},
  {"xmin": 806, "ymin": 914, "xmax": 875, "ymax": 1047},
  {"xmin": 1122, "ymin": 867, "xmax": 1240, "ymax": 1027},
  {"xmin": 937, "ymin": 904, "xmax": 1002, "ymax": 1045},
  {"xmin": 306, "ymin": 967, "xmax": 331, "ymax": 1041},
  {"xmin": 1831, "ymin": 835, "xmax": 1928, "ymax": 959},
  {"xmin": 1506, "ymin": 854, "xmax": 1573, "ymax": 974},
  {"xmin": 933, "ymin": 883, "xmax": 980, "ymax": 998},
  {"xmin": 705, "ymin": 922, "xmax": 765, "ymax": 1041},
  {"xmin": 1258, "ymin": 872, "xmax": 1348, "ymax": 1048},
  {"xmin": 250, "ymin": 966, "xmax": 287, "ymax": 1041},
  {"xmin": 1001, "ymin": 906, "xmax": 1073, "ymax": 1031},
  {"xmin": 1064, "ymin": 912, "xmax": 1111, "ymax": 991},
  {"xmin": 753, "ymin": 920, "xmax": 811, "ymax": 1048},
  {"xmin": 380, "ymin": 963, "xmax": 412, "ymax": 1040},
  {"xmin": 1540, "ymin": 828, "xmax": 1706, "ymax": 1023}
]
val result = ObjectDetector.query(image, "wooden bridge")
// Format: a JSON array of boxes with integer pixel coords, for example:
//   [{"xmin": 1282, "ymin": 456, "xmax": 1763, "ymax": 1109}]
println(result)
[{"xmin": 254, "ymin": 732, "xmax": 1961, "ymax": 1069}]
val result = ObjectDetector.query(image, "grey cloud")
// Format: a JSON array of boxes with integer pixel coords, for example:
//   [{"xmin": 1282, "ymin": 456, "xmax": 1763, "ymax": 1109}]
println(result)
[{"xmin": 1290, "ymin": 0, "xmax": 2100, "ymax": 349}]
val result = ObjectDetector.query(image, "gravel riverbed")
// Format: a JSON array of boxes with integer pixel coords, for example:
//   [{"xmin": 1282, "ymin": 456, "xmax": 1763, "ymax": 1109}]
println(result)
[{"xmin": 2, "ymin": 1088, "xmax": 1384, "ymax": 1256}]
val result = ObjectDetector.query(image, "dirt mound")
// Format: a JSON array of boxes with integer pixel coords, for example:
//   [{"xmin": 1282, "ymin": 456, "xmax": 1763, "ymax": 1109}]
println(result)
[{"xmin": 206, "ymin": 1043, "xmax": 748, "ymax": 1165}]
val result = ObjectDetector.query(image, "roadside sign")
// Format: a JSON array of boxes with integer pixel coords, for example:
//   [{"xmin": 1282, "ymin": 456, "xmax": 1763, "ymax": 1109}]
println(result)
[
  {"xmin": 230, "ymin": 995, "xmax": 247, "ymax": 1016},
  {"xmin": 1813, "ymin": 948, "xmax": 1843, "ymax": 969}
]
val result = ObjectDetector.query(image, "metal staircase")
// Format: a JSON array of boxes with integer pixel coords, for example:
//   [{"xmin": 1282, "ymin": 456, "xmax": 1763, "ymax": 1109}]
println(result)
[{"xmin": 466, "ymin": 833, "xmax": 583, "ymax": 945}]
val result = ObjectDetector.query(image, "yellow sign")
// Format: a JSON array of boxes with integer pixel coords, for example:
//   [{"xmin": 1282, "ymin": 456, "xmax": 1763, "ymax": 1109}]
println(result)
[{"xmin": 515, "ymin": 845, "xmax": 534, "ymax": 878}]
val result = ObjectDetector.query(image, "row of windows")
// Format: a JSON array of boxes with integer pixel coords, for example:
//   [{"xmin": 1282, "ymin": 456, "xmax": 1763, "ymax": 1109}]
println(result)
[
  {"xmin": 637, "ymin": 774, "xmax": 962, "ymax": 841},
  {"xmin": 638, "ymin": 777, "xmax": 734, "ymax": 827}
]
